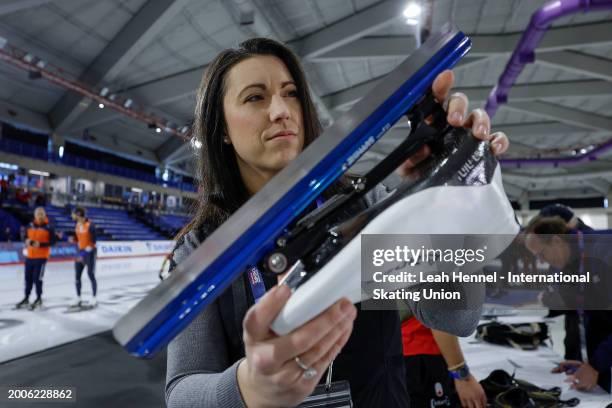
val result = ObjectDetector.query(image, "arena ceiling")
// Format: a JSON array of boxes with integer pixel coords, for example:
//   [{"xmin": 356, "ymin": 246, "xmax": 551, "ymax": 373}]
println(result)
[{"xmin": 0, "ymin": 0, "xmax": 611, "ymax": 202}]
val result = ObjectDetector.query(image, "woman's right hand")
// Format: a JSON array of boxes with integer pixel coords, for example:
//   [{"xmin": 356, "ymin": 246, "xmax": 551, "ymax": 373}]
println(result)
[{"xmin": 237, "ymin": 284, "xmax": 357, "ymax": 408}]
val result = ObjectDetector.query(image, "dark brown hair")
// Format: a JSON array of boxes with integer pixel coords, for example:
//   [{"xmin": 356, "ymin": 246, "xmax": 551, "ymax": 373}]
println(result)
[
  {"xmin": 524, "ymin": 215, "xmax": 570, "ymax": 243},
  {"xmin": 178, "ymin": 38, "xmax": 335, "ymax": 240}
]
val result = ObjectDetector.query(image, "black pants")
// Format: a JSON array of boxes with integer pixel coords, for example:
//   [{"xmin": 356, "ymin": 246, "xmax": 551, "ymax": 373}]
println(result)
[
  {"xmin": 75, "ymin": 249, "xmax": 97, "ymax": 296},
  {"xmin": 564, "ymin": 311, "xmax": 582, "ymax": 361},
  {"xmin": 404, "ymin": 355, "xmax": 459, "ymax": 407},
  {"xmin": 24, "ymin": 258, "xmax": 46, "ymax": 299}
]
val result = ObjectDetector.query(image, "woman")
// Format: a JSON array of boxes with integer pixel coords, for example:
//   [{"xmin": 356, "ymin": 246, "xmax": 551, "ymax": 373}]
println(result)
[{"xmin": 166, "ymin": 38, "xmax": 509, "ymax": 407}]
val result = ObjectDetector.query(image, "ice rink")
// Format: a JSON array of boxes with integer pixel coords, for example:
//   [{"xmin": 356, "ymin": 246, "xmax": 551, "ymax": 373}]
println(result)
[{"xmin": 0, "ymin": 256, "xmax": 165, "ymax": 363}]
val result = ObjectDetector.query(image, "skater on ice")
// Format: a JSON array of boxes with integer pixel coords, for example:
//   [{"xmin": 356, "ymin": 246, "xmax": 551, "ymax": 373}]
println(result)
[
  {"xmin": 14, "ymin": 207, "xmax": 56, "ymax": 311},
  {"xmin": 69, "ymin": 207, "xmax": 98, "ymax": 310}
]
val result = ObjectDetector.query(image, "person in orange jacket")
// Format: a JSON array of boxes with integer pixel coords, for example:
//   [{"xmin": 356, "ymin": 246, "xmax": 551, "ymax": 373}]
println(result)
[
  {"xmin": 71, "ymin": 207, "xmax": 97, "ymax": 308},
  {"xmin": 15, "ymin": 207, "xmax": 56, "ymax": 310}
]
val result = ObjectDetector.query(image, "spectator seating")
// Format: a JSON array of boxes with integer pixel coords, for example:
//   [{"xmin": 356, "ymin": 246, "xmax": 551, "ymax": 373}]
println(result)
[
  {"xmin": 156, "ymin": 214, "xmax": 190, "ymax": 236},
  {"xmin": 0, "ymin": 208, "xmax": 22, "ymax": 241},
  {"xmin": 0, "ymin": 138, "xmax": 196, "ymax": 192},
  {"xmin": 44, "ymin": 205, "xmax": 167, "ymax": 241}
]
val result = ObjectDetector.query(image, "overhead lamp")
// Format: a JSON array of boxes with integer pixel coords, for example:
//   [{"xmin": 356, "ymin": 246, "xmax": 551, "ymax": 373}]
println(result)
[
  {"xmin": 35, "ymin": 60, "xmax": 46, "ymax": 69},
  {"xmin": 403, "ymin": 3, "xmax": 421, "ymax": 18},
  {"xmin": 99, "ymin": 87, "xmax": 109, "ymax": 97},
  {"xmin": 23, "ymin": 53, "xmax": 35, "ymax": 63},
  {"xmin": 98, "ymin": 103, "xmax": 105, "ymax": 109},
  {"xmin": 403, "ymin": 2, "xmax": 421, "ymax": 25},
  {"xmin": 58, "ymin": 145, "xmax": 64, "ymax": 158},
  {"xmin": 0, "ymin": 162, "xmax": 18, "ymax": 170},
  {"xmin": 580, "ymin": 148, "xmax": 587, "ymax": 154},
  {"xmin": 29, "ymin": 169, "xmax": 50, "ymax": 177},
  {"xmin": 109, "ymin": 94, "xmax": 117, "ymax": 101},
  {"xmin": 123, "ymin": 98, "xmax": 133, "ymax": 109},
  {"xmin": 156, "ymin": 127, "xmax": 162, "ymax": 133},
  {"xmin": 180, "ymin": 126, "xmax": 190, "ymax": 134},
  {"xmin": 0, "ymin": 36, "xmax": 7, "ymax": 49}
]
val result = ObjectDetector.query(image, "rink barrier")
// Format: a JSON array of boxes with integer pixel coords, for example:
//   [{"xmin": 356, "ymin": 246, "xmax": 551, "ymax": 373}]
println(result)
[{"xmin": 0, "ymin": 240, "xmax": 174, "ymax": 266}]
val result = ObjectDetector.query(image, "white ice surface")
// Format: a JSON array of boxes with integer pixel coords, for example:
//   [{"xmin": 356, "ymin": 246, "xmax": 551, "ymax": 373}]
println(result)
[{"xmin": 0, "ymin": 257, "xmax": 164, "ymax": 363}]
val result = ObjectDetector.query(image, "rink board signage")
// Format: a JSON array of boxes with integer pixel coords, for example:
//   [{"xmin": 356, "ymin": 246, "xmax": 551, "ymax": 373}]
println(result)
[{"xmin": 0, "ymin": 240, "xmax": 174, "ymax": 265}]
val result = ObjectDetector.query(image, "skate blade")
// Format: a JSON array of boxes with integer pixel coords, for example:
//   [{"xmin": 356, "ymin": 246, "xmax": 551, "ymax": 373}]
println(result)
[{"xmin": 114, "ymin": 23, "xmax": 473, "ymax": 357}]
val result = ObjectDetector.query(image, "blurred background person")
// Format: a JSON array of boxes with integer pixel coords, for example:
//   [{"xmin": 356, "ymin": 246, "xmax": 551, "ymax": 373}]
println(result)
[
  {"xmin": 70, "ymin": 207, "xmax": 98, "ymax": 308},
  {"xmin": 14, "ymin": 207, "xmax": 55, "ymax": 310}
]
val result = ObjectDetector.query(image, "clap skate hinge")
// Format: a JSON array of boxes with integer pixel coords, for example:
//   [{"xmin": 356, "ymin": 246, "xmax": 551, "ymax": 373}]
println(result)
[{"xmin": 260, "ymin": 92, "xmax": 453, "ymax": 278}]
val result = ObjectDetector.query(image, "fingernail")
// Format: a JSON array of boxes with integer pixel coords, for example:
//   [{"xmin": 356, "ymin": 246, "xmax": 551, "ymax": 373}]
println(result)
[
  {"xmin": 477, "ymin": 124, "xmax": 488, "ymax": 136},
  {"xmin": 450, "ymin": 112, "xmax": 462, "ymax": 123},
  {"xmin": 340, "ymin": 301, "xmax": 353, "ymax": 315}
]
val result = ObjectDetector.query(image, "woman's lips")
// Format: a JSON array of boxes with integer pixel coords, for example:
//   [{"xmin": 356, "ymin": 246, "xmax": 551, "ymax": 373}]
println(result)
[{"xmin": 268, "ymin": 130, "xmax": 296, "ymax": 140}]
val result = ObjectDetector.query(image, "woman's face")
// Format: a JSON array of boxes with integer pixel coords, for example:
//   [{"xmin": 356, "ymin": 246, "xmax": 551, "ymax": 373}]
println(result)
[{"xmin": 223, "ymin": 55, "xmax": 304, "ymax": 185}]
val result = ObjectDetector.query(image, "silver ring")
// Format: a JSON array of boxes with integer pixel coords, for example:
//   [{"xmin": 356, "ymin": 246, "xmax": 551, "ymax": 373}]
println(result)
[{"xmin": 295, "ymin": 356, "xmax": 317, "ymax": 380}]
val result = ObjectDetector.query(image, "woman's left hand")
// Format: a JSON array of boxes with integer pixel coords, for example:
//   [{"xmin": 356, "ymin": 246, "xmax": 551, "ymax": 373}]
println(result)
[{"xmin": 397, "ymin": 70, "xmax": 509, "ymax": 177}]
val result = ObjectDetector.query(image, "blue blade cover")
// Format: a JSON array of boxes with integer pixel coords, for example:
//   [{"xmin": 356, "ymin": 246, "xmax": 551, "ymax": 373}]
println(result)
[{"xmin": 113, "ymin": 24, "xmax": 471, "ymax": 358}]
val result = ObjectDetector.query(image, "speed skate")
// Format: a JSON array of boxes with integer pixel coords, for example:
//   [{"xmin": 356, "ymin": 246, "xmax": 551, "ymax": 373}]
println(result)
[{"xmin": 113, "ymin": 23, "xmax": 519, "ymax": 358}]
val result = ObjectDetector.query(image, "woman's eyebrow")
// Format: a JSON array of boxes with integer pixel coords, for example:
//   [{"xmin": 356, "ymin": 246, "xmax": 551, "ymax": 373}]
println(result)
[{"xmin": 238, "ymin": 83, "xmax": 266, "ymax": 98}]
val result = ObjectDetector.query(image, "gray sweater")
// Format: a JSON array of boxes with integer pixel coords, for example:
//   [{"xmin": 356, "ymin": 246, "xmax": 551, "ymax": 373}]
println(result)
[{"xmin": 165, "ymin": 186, "xmax": 481, "ymax": 407}]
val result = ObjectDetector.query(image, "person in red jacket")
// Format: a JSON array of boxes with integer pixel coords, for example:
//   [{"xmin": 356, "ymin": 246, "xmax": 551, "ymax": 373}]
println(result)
[
  {"xmin": 402, "ymin": 316, "xmax": 487, "ymax": 407},
  {"xmin": 15, "ymin": 207, "xmax": 56, "ymax": 310},
  {"xmin": 71, "ymin": 207, "xmax": 97, "ymax": 308}
]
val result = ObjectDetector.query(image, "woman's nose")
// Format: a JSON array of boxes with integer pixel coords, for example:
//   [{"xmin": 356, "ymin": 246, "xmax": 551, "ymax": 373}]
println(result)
[{"xmin": 269, "ymin": 94, "xmax": 290, "ymax": 122}]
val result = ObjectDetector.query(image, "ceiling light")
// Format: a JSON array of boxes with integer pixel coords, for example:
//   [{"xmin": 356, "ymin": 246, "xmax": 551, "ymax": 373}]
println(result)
[
  {"xmin": 405, "ymin": 17, "xmax": 419, "ymax": 25},
  {"xmin": 58, "ymin": 145, "xmax": 64, "ymax": 158},
  {"xmin": 403, "ymin": 3, "xmax": 421, "ymax": 19},
  {"xmin": 99, "ymin": 87, "xmax": 109, "ymax": 97},
  {"xmin": 0, "ymin": 36, "xmax": 7, "ymax": 49},
  {"xmin": 98, "ymin": 103, "xmax": 105, "ymax": 109},
  {"xmin": 123, "ymin": 98, "xmax": 133, "ymax": 109},
  {"xmin": 29, "ymin": 169, "xmax": 50, "ymax": 177},
  {"xmin": 579, "ymin": 148, "xmax": 587, "ymax": 154},
  {"xmin": 23, "ymin": 53, "xmax": 35, "ymax": 63},
  {"xmin": 156, "ymin": 127, "xmax": 162, "ymax": 133},
  {"xmin": 0, "ymin": 162, "xmax": 18, "ymax": 170}
]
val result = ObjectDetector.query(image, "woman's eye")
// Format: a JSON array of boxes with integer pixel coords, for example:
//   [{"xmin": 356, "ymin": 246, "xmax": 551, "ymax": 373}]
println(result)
[
  {"xmin": 287, "ymin": 89, "xmax": 298, "ymax": 97},
  {"xmin": 245, "ymin": 94, "xmax": 263, "ymax": 103}
]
